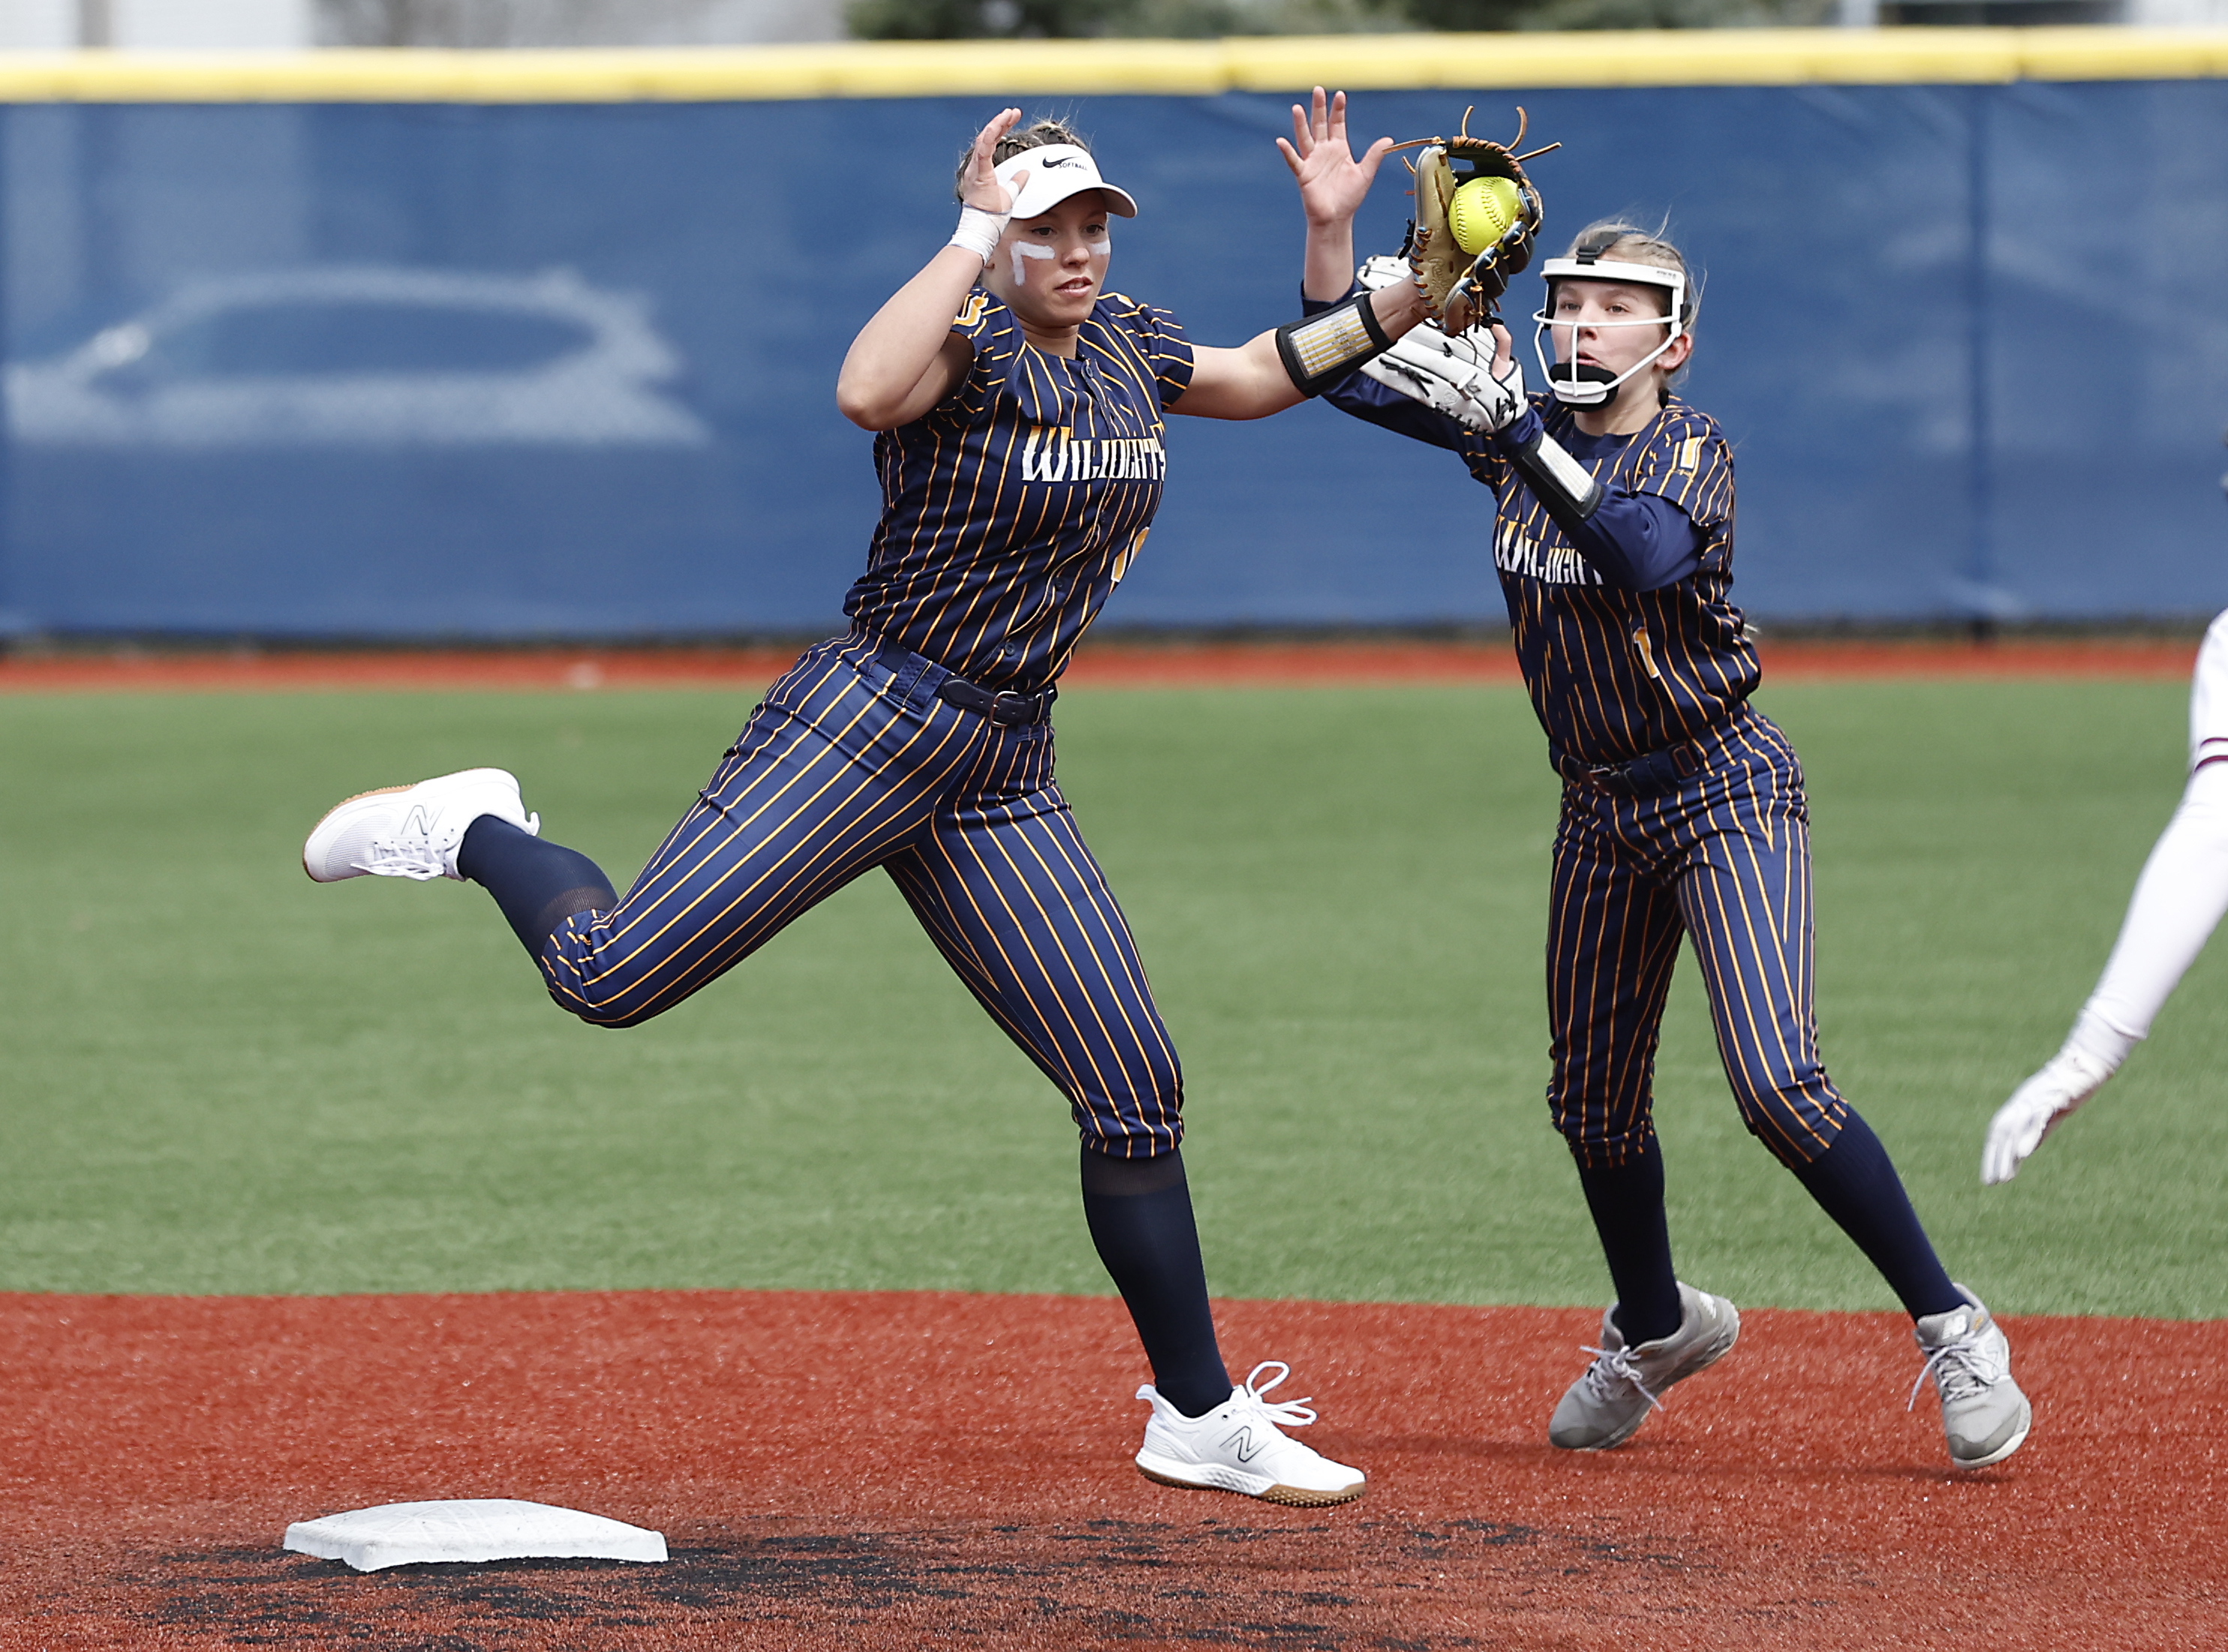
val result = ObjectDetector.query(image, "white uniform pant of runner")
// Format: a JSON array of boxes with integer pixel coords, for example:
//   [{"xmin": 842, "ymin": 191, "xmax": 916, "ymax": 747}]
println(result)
[{"xmin": 2062, "ymin": 608, "xmax": 2228, "ymax": 1074}]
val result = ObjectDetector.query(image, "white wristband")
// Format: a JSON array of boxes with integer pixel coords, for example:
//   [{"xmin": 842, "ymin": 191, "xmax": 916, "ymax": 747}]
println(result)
[{"xmin": 950, "ymin": 205, "xmax": 1009, "ymax": 266}]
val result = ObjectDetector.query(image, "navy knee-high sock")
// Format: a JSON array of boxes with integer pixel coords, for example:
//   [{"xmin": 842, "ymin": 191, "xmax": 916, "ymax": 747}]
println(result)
[
  {"xmin": 1787, "ymin": 1110, "xmax": 1962, "ymax": 1320},
  {"xmin": 1081, "ymin": 1147, "xmax": 1231, "ymax": 1419},
  {"xmin": 455, "ymin": 816, "xmax": 617, "ymax": 957},
  {"xmin": 1574, "ymin": 1136, "xmax": 1682, "ymax": 1346}
]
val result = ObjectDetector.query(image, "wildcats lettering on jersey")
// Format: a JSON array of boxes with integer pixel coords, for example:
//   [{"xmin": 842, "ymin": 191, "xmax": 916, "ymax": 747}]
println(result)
[
  {"xmin": 1021, "ymin": 425, "xmax": 1168, "ymax": 485},
  {"xmin": 1495, "ymin": 522, "xmax": 1605, "ymax": 587},
  {"xmin": 849, "ymin": 289, "xmax": 1193, "ymax": 692}
]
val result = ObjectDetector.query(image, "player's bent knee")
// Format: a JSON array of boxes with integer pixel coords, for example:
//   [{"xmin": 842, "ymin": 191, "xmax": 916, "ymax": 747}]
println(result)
[
  {"xmin": 1732, "ymin": 1088, "xmax": 1840, "ymax": 1167},
  {"xmin": 544, "ymin": 984, "xmax": 659, "ymax": 1029},
  {"xmin": 572, "ymin": 1000, "xmax": 660, "ymax": 1031},
  {"xmin": 533, "ymin": 921, "xmax": 722, "ymax": 1028},
  {"xmin": 1074, "ymin": 1089, "xmax": 1184, "ymax": 1159},
  {"xmin": 537, "ymin": 957, "xmax": 675, "ymax": 1029},
  {"xmin": 1554, "ymin": 1116, "xmax": 1654, "ymax": 1169}
]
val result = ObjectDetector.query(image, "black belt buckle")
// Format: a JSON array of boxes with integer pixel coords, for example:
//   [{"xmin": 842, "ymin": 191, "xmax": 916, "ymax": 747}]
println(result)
[
  {"xmin": 936, "ymin": 674, "xmax": 1051, "ymax": 726},
  {"xmin": 1554, "ymin": 747, "xmax": 1622, "ymax": 792},
  {"xmin": 1559, "ymin": 738, "xmax": 1699, "ymax": 797}
]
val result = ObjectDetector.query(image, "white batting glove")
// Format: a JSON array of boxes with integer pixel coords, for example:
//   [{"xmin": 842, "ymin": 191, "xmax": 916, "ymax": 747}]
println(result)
[
  {"xmin": 1360, "ymin": 323, "xmax": 1525, "ymax": 434},
  {"xmin": 1980, "ymin": 1047, "xmax": 2115, "ymax": 1185}
]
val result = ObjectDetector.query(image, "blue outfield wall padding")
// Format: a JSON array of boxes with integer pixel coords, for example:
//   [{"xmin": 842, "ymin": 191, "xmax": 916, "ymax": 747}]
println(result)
[{"xmin": 2, "ymin": 82, "xmax": 2225, "ymax": 638}]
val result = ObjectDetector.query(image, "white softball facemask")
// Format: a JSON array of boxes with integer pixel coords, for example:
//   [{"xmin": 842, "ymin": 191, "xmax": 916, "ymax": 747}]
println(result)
[{"xmin": 1529, "ymin": 257, "xmax": 1688, "ymax": 407}]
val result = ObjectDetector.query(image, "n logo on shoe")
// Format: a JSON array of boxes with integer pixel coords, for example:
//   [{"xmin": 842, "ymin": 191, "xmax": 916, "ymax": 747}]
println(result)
[{"xmin": 1220, "ymin": 1427, "xmax": 1264, "ymax": 1463}]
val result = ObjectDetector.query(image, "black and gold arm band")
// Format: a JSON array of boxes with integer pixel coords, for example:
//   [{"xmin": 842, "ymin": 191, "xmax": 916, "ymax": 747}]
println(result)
[{"xmin": 1274, "ymin": 292, "xmax": 1397, "ymax": 398}]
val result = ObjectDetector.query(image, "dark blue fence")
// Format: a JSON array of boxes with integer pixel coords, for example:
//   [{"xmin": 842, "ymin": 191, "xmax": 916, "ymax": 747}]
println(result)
[{"xmin": 3, "ymin": 80, "xmax": 2225, "ymax": 638}]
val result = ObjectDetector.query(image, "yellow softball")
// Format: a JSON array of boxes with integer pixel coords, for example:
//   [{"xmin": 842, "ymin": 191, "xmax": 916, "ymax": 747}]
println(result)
[{"xmin": 1448, "ymin": 176, "xmax": 1523, "ymax": 257}]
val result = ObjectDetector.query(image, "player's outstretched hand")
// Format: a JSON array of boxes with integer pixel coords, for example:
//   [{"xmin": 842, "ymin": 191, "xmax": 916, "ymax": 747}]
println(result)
[
  {"xmin": 1279, "ymin": 86, "xmax": 1394, "ymax": 230},
  {"xmin": 961, "ymin": 107, "xmax": 1025, "ymax": 215},
  {"xmin": 1980, "ymin": 1047, "xmax": 2113, "ymax": 1185}
]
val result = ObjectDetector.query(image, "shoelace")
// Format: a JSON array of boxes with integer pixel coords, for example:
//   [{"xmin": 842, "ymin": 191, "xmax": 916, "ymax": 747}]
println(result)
[
  {"xmin": 355, "ymin": 838, "xmax": 447, "ymax": 880},
  {"xmin": 1906, "ymin": 1319, "xmax": 2004, "ymax": 1410},
  {"xmin": 1577, "ymin": 1343, "xmax": 1663, "ymax": 1411},
  {"xmin": 1235, "ymin": 1361, "xmax": 1318, "ymax": 1428},
  {"xmin": 351, "ymin": 807, "xmax": 540, "ymax": 880}
]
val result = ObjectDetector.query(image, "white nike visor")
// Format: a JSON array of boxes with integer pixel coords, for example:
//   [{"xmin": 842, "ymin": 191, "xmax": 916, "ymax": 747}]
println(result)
[{"xmin": 997, "ymin": 144, "xmax": 1139, "ymax": 221}]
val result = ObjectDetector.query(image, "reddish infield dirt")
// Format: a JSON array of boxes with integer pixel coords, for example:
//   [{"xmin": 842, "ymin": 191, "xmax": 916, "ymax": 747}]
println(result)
[
  {"xmin": 0, "ymin": 635, "xmax": 2201, "ymax": 696},
  {"xmin": 0, "ymin": 1291, "xmax": 2219, "ymax": 1650}
]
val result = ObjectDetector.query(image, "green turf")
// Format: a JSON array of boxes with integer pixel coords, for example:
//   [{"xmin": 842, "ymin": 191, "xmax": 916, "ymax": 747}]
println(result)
[{"xmin": 0, "ymin": 677, "xmax": 2219, "ymax": 1317}]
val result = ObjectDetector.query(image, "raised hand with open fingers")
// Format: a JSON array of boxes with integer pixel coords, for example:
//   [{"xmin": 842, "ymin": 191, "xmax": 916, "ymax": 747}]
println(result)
[
  {"xmin": 961, "ymin": 107, "xmax": 1024, "ymax": 214},
  {"xmin": 1279, "ymin": 86, "xmax": 1394, "ymax": 231}
]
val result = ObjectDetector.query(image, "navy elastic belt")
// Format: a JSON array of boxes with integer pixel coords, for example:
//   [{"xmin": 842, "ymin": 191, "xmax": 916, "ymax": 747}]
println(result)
[
  {"xmin": 1554, "ymin": 735, "xmax": 1706, "ymax": 797},
  {"xmin": 935, "ymin": 674, "xmax": 1057, "ymax": 726}
]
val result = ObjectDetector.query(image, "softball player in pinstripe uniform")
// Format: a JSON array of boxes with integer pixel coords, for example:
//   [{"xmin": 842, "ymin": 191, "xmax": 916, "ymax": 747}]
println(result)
[
  {"xmin": 1284, "ymin": 104, "xmax": 2031, "ymax": 1466},
  {"xmin": 303, "ymin": 106, "xmax": 1426, "ymax": 1506}
]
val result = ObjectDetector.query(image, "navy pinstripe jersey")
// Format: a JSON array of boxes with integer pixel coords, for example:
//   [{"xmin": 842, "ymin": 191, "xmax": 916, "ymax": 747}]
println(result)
[
  {"xmin": 1326, "ymin": 371, "xmax": 1752, "ymax": 767},
  {"xmin": 1478, "ymin": 395, "xmax": 1750, "ymax": 766},
  {"xmin": 842, "ymin": 287, "xmax": 1194, "ymax": 695}
]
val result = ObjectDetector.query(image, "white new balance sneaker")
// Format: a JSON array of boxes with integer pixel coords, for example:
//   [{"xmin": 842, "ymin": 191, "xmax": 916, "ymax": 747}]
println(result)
[
  {"xmin": 1134, "ymin": 1361, "xmax": 1366, "ymax": 1507},
  {"xmin": 1911, "ymin": 1286, "xmax": 2031, "ymax": 1469},
  {"xmin": 1548, "ymin": 1281, "xmax": 1740, "ymax": 1451},
  {"xmin": 302, "ymin": 768, "xmax": 539, "ymax": 883}
]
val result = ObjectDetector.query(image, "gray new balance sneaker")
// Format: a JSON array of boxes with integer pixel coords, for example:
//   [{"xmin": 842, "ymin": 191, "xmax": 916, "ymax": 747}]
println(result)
[
  {"xmin": 1911, "ymin": 1286, "xmax": 2031, "ymax": 1469},
  {"xmin": 1548, "ymin": 1281, "xmax": 1740, "ymax": 1451}
]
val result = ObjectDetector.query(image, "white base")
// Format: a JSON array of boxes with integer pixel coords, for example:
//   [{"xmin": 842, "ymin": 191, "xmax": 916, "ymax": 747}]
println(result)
[{"xmin": 283, "ymin": 1499, "xmax": 668, "ymax": 1572}]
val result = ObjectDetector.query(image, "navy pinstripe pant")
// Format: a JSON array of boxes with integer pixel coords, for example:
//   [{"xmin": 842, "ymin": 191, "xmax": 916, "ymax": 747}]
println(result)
[
  {"xmin": 1547, "ymin": 705, "xmax": 1850, "ymax": 1170},
  {"xmin": 538, "ymin": 632, "xmax": 1184, "ymax": 1158}
]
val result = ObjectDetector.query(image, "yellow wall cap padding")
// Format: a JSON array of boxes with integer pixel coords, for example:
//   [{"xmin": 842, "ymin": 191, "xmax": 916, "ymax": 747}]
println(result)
[{"xmin": 0, "ymin": 29, "xmax": 2223, "ymax": 102}]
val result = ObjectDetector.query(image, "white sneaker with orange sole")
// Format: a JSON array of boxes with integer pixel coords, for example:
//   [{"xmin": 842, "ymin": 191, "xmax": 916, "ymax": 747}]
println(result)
[
  {"xmin": 1134, "ymin": 1361, "xmax": 1366, "ymax": 1506},
  {"xmin": 303, "ymin": 767, "xmax": 538, "ymax": 883}
]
